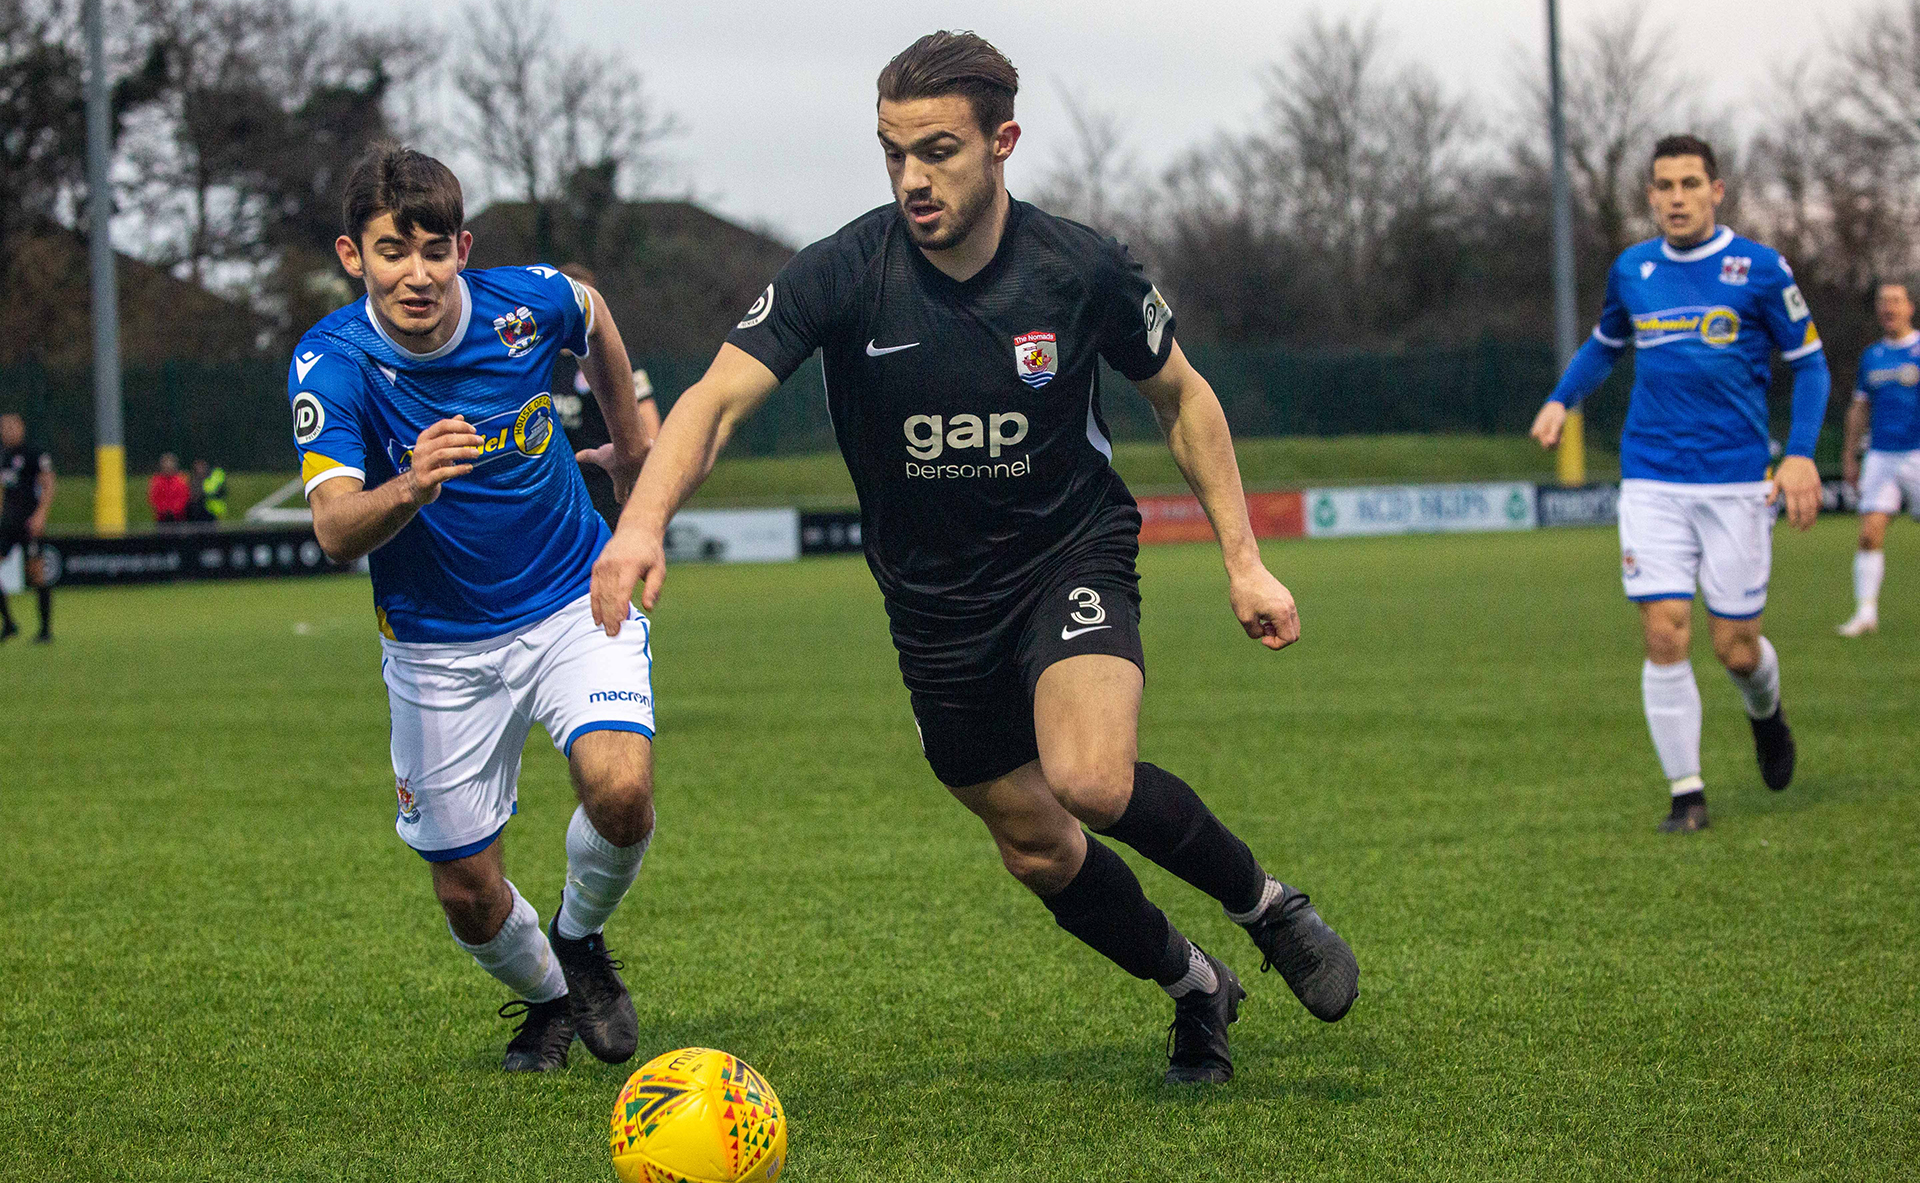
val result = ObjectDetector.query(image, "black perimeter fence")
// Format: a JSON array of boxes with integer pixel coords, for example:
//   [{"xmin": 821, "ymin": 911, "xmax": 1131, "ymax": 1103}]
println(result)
[{"xmin": 1, "ymin": 338, "xmax": 1640, "ymax": 475}]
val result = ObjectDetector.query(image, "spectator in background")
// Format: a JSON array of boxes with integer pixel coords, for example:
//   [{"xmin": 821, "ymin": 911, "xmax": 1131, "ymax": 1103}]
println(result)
[
  {"xmin": 148, "ymin": 453, "xmax": 191, "ymax": 526},
  {"xmin": 555, "ymin": 264, "xmax": 659, "ymax": 526},
  {"xmin": 186, "ymin": 457, "xmax": 227, "ymax": 524},
  {"xmin": 0, "ymin": 411, "xmax": 55, "ymax": 643}
]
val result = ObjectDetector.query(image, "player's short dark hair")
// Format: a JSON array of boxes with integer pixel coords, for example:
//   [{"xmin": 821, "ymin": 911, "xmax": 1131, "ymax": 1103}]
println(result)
[
  {"xmin": 877, "ymin": 31, "xmax": 1018, "ymax": 137},
  {"xmin": 1651, "ymin": 134, "xmax": 1718, "ymax": 181},
  {"xmin": 341, "ymin": 142, "xmax": 464, "ymax": 246}
]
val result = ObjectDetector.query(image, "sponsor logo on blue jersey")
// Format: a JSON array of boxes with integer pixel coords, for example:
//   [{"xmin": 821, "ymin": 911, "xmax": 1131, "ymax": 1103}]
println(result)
[
  {"xmin": 1633, "ymin": 306, "xmax": 1741, "ymax": 348},
  {"xmin": 384, "ymin": 392, "xmax": 555, "ymax": 472}
]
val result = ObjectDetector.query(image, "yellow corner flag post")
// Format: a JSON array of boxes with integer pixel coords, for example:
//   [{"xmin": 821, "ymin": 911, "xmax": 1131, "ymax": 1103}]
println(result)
[
  {"xmin": 94, "ymin": 444, "xmax": 126, "ymax": 535},
  {"xmin": 1557, "ymin": 408, "xmax": 1586, "ymax": 486}
]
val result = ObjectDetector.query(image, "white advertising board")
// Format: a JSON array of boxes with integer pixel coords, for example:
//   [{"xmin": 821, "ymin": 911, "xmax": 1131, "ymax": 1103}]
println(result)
[
  {"xmin": 1304, "ymin": 482, "xmax": 1537, "ymax": 538},
  {"xmin": 663, "ymin": 508, "xmax": 801, "ymax": 563}
]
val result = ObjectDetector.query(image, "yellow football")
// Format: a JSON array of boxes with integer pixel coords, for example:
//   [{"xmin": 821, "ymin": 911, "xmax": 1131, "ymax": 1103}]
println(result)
[{"xmin": 610, "ymin": 1047, "xmax": 787, "ymax": 1183}]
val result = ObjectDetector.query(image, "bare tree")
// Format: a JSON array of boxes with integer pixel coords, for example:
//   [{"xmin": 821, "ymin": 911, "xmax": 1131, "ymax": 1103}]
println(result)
[
  {"xmin": 453, "ymin": 0, "xmax": 676, "ymax": 257},
  {"xmin": 1029, "ymin": 88, "xmax": 1137, "ymax": 235}
]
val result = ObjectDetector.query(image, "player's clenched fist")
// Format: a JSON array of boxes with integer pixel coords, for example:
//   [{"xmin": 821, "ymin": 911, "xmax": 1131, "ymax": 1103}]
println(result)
[
  {"xmin": 1530, "ymin": 401, "xmax": 1568, "ymax": 449},
  {"xmin": 404, "ymin": 416, "xmax": 484, "ymax": 505},
  {"xmin": 1769, "ymin": 453, "xmax": 1822, "ymax": 532},
  {"xmin": 591, "ymin": 530, "xmax": 666, "ymax": 635},
  {"xmin": 1229, "ymin": 564, "xmax": 1301, "ymax": 651}
]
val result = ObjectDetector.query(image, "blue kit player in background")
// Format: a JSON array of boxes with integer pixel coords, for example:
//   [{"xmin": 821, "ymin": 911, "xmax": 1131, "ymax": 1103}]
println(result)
[
  {"xmin": 1836, "ymin": 280, "xmax": 1920, "ymax": 636},
  {"xmin": 290, "ymin": 144, "xmax": 657, "ymax": 1071},
  {"xmin": 1531, "ymin": 134, "xmax": 1830, "ymax": 834}
]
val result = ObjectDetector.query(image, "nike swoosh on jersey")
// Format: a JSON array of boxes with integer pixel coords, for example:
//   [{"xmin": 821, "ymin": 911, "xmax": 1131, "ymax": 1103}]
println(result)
[
  {"xmin": 866, "ymin": 340, "xmax": 921, "ymax": 356},
  {"xmin": 294, "ymin": 353, "xmax": 322, "ymax": 382},
  {"xmin": 1061, "ymin": 624, "xmax": 1113, "ymax": 640}
]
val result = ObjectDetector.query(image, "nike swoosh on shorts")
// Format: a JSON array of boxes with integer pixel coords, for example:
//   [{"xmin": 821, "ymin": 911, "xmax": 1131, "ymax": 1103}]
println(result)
[
  {"xmin": 1061, "ymin": 624, "xmax": 1113, "ymax": 640},
  {"xmin": 866, "ymin": 340, "xmax": 920, "ymax": 356}
]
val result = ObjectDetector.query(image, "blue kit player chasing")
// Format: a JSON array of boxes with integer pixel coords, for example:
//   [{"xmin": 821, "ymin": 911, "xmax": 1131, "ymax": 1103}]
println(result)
[
  {"xmin": 291, "ymin": 144, "xmax": 657, "ymax": 1071},
  {"xmin": 1531, "ymin": 134, "xmax": 1831, "ymax": 834},
  {"xmin": 1836, "ymin": 280, "xmax": 1920, "ymax": 636}
]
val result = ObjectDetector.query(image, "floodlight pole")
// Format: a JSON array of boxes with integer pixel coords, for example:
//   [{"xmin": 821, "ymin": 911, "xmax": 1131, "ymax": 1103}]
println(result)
[
  {"xmin": 84, "ymin": 0, "xmax": 127, "ymax": 535},
  {"xmin": 1547, "ymin": 0, "xmax": 1585, "ymax": 486}
]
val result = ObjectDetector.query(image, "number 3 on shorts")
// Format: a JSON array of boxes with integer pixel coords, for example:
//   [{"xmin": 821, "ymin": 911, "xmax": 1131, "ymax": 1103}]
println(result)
[{"xmin": 1068, "ymin": 586, "xmax": 1105, "ymax": 626}]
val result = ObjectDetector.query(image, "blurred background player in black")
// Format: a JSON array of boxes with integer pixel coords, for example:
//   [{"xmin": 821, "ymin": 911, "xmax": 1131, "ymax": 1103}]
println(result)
[
  {"xmin": 555, "ymin": 265, "xmax": 660, "ymax": 526},
  {"xmin": 0, "ymin": 412, "xmax": 55, "ymax": 643},
  {"xmin": 186, "ymin": 457, "xmax": 228, "ymax": 525}
]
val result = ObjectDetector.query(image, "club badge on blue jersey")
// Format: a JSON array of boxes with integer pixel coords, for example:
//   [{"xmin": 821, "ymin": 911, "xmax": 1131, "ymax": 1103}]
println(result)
[{"xmin": 493, "ymin": 305, "xmax": 540, "ymax": 357}]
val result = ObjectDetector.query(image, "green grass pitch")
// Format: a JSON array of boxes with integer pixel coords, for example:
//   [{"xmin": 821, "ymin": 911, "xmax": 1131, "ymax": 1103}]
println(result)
[{"xmin": 1, "ymin": 520, "xmax": 1914, "ymax": 1181}]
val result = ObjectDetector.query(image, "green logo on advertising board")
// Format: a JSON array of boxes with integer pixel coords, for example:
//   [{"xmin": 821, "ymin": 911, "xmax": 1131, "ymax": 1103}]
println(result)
[
  {"xmin": 1506, "ymin": 489, "xmax": 1529, "ymax": 522},
  {"xmin": 1313, "ymin": 494, "xmax": 1337, "ymax": 529}
]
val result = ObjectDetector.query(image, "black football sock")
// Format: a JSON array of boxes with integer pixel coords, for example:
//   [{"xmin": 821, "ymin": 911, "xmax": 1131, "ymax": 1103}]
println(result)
[
  {"xmin": 35, "ymin": 586, "xmax": 50, "ymax": 636},
  {"xmin": 1040, "ymin": 834, "xmax": 1192, "ymax": 985},
  {"xmin": 0, "ymin": 591, "xmax": 14, "ymax": 631},
  {"xmin": 1096, "ymin": 762, "xmax": 1267, "ymax": 917}
]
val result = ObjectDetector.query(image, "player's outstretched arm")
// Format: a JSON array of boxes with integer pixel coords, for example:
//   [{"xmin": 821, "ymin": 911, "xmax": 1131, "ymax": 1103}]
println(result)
[
  {"xmin": 1841, "ymin": 396, "xmax": 1869, "ymax": 487},
  {"xmin": 308, "ymin": 417, "xmax": 483, "ymax": 563},
  {"xmin": 1768, "ymin": 349, "xmax": 1831, "ymax": 532},
  {"xmin": 1532, "ymin": 333, "xmax": 1625, "ymax": 448},
  {"xmin": 572, "ymin": 285, "xmax": 649, "ymax": 503},
  {"xmin": 591, "ymin": 344, "xmax": 780, "ymax": 632},
  {"xmin": 1135, "ymin": 341, "xmax": 1299, "ymax": 651}
]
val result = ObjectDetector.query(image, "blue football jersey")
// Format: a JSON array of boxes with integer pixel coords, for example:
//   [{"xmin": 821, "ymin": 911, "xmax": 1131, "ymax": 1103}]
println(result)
[
  {"xmin": 1590, "ymin": 227, "xmax": 1823, "ymax": 483},
  {"xmin": 1853, "ymin": 332, "xmax": 1920, "ymax": 453},
  {"xmin": 288, "ymin": 265, "xmax": 608, "ymax": 642}
]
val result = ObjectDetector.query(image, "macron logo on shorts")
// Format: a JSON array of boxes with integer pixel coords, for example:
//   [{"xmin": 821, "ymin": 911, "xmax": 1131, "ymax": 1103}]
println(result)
[{"xmin": 587, "ymin": 690, "xmax": 651, "ymax": 705}]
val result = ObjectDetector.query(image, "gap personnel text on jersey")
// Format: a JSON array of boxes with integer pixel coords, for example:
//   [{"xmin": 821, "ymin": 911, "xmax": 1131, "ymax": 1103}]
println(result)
[{"xmin": 725, "ymin": 198, "xmax": 1174, "ymax": 616}]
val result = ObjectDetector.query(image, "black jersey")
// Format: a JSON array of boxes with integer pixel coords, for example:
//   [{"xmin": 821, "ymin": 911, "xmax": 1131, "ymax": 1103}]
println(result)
[
  {"xmin": 726, "ymin": 198, "xmax": 1176, "ymax": 618},
  {"xmin": 0, "ymin": 443, "xmax": 53, "ymax": 526}
]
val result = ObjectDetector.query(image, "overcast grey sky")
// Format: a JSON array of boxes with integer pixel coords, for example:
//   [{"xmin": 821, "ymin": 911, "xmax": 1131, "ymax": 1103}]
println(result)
[{"xmin": 360, "ymin": 0, "xmax": 1893, "ymax": 246}]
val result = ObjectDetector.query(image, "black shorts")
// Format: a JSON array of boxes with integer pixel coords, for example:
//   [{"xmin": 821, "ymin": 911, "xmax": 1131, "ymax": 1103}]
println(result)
[
  {"xmin": 0, "ymin": 520, "xmax": 36, "ymax": 560},
  {"xmin": 899, "ymin": 543, "xmax": 1144, "ymax": 788}
]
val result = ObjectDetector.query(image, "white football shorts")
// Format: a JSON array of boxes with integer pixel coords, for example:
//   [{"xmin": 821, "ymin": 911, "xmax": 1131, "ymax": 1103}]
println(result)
[
  {"xmin": 1618, "ymin": 479, "xmax": 1773, "ymax": 620},
  {"xmin": 1858, "ymin": 448, "xmax": 1920, "ymax": 517},
  {"xmin": 381, "ymin": 593, "xmax": 655, "ymax": 861}
]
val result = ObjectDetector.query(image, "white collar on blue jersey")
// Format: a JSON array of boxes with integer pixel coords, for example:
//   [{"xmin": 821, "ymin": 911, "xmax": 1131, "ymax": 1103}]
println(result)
[
  {"xmin": 1887, "ymin": 330, "xmax": 1920, "ymax": 349},
  {"xmin": 1660, "ymin": 225, "xmax": 1734, "ymax": 263},
  {"xmin": 365, "ymin": 274, "xmax": 473, "ymax": 362}
]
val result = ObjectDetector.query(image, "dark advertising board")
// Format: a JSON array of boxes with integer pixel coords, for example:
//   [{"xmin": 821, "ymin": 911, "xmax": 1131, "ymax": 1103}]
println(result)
[{"xmin": 32, "ymin": 528, "xmax": 354, "ymax": 587}]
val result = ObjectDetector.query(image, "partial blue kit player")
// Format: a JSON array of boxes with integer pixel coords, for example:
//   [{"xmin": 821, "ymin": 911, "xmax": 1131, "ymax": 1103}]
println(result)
[
  {"xmin": 1550, "ymin": 226, "xmax": 1829, "ymax": 485},
  {"xmin": 1547, "ymin": 227, "xmax": 1831, "ymax": 620},
  {"xmin": 1855, "ymin": 332, "xmax": 1920, "ymax": 455},
  {"xmin": 289, "ymin": 265, "xmax": 608, "ymax": 642},
  {"xmin": 287, "ymin": 265, "xmax": 656, "ymax": 861}
]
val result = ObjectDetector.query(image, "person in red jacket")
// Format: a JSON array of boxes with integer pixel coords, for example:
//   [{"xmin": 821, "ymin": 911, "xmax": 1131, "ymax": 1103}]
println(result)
[{"xmin": 148, "ymin": 453, "xmax": 191, "ymax": 526}]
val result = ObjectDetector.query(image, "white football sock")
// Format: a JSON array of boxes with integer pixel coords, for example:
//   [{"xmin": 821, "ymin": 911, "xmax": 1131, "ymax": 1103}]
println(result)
[
  {"xmin": 451, "ymin": 880, "xmax": 566, "ymax": 1002},
  {"xmin": 1224, "ymin": 875, "xmax": 1282, "ymax": 925},
  {"xmin": 557, "ymin": 805, "xmax": 651, "ymax": 940},
  {"xmin": 1162, "ymin": 942, "xmax": 1220, "ymax": 999},
  {"xmin": 1642, "ymin": 659, "xmax": 1703, "ymax": 784},
  {"xmin": 1726, "ymin": 636, "xmax": 1781, "ymax": 720},
  {"xmin": 1854, "ymin": 550, "xmax": 1884, "ymax": 617}
]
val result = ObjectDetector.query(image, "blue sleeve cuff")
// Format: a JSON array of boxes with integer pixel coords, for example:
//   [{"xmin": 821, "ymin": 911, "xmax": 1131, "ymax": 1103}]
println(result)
[
  {"xmin": 1785, "ymin": 351, "xmax": 1831, "ymax": 458},
  {"xmin": 1547, "ymin": 334, "xmax": 1623, "ymax": 409}
]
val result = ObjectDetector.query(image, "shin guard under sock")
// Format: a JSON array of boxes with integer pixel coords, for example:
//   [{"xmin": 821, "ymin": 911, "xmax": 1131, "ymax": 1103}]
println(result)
[
  {"xmin": 1040, "ymin": 835, "xmax": 1190, "ymax": 985},
  {"xmin": 1095, "ymin": 762, "xmax": 1266, "ymax": 916}
]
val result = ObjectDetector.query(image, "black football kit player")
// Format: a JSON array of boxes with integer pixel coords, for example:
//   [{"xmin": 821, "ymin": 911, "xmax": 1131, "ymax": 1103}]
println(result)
[
  {"xmin": 0, "ymin": 433, "xmax": 54, "ymax": 643},
  {"xmin": 723, "ymin": 197, "xmax": 1359, "ymax": 1081}
]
